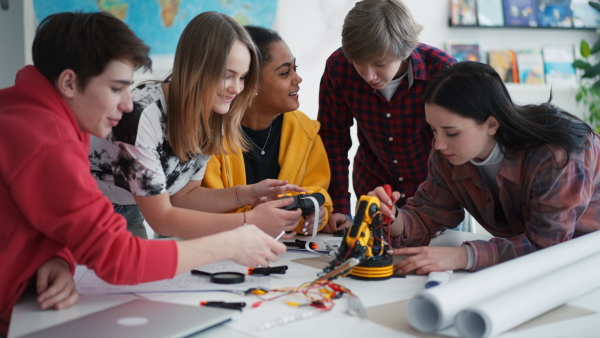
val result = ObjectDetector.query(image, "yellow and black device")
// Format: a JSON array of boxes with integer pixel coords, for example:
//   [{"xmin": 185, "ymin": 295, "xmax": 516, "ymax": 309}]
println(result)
[{"xmin": 320, "ymin": 195, "xmax": 394, "ymax": 281}]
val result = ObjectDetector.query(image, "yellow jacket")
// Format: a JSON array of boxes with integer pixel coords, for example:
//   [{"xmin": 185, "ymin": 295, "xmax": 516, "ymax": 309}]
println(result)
[{"xmin": 202, "ymin": 110, "xmax": 332, "ymax": 233}]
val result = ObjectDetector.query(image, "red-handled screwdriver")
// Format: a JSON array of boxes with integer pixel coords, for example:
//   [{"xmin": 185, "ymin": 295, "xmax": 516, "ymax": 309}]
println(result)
[{"xmin": 382, "ymin": 184, "xmax": 394, "ymax": 223}]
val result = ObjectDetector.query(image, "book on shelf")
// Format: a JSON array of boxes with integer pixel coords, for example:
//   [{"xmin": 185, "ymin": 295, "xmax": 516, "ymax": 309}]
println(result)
[
  {"xmin": 504, "ymin": 0, "xmax": 538, "ymax": 27},
  {"xmin": 450, "ymin": 0, "xmax": 478, "ymax": 26},
  {"xmin": 536, "ymin": 0, "xmax": 573, "ymax": 27},
  {"xmin": 476, "ymin": 0, "xmax": 504, "ymax": 26},
  {"xmin": 542, "ymin": 45, "xmax": 577, "ymax": 87},
  {"xmin": 488, "ymin": 50, "xmax": 519, "ymax": 83},
  {"xmin": 446, "ymin": 41, "xmax": 481, "ymax": 62},
  {"xmin": 515, "ymin": 49, "xmax": 545, "ymax": 84},
  {"xmin": 571, "ymin": 0, "xmax": 600, "ymax": 28}
]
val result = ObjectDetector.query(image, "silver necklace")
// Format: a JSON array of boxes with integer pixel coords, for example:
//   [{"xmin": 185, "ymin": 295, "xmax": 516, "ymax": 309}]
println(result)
[{"xmin": 245, "ymin": 122, "xmax": 272, "ymax": 155}]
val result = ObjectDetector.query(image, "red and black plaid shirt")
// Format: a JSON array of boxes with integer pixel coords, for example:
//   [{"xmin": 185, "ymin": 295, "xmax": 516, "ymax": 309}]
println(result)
[{"xmin": 318, "ymin": 44, "xmax": 456, "ymax": 215}]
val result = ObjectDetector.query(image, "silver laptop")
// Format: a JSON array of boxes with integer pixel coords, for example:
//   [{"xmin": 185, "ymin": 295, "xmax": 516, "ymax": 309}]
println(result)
[{"xmin": 20, "ymin": 299, "xmax": 236, "ymax": 338}]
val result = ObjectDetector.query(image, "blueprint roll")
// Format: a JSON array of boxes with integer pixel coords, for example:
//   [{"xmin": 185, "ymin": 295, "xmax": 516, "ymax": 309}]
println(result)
[
  {"xmin": 406, "ymin": 230, "xmax": 600, "ymax": 333},
  {"xmin": 454, "ymin": 252, "xmax": 600, "ymax": 338}
]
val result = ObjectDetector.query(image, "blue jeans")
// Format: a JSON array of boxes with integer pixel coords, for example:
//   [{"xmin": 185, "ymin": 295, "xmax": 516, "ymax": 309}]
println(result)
[{"xmin": 114, "ymin": 204, "xmax": 148, "ymax": 239}]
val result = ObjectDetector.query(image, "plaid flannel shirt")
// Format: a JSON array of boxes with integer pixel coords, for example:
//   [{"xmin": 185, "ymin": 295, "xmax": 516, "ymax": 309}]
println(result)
[
  {"xmin": 395, "ymin": 136, "xmax": 600, "ymax": 270},
  {"xmin": 318, "ymin": 44, "xmax": 456, "ymax": 215}
]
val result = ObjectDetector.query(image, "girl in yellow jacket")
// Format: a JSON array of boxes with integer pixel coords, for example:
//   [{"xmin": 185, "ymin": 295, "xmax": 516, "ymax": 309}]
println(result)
[{"xmin": 202, "ymin": 25, "xmax": 332, "ymax": 234}]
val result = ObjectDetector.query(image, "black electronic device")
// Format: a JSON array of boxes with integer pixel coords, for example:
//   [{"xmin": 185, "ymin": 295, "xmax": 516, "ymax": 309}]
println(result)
[{"xmin": 277, "ymin": 192, "xmax": 325, "ymax": 216}]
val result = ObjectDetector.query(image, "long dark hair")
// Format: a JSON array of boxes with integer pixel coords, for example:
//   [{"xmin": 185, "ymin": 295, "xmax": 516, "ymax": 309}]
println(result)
[{"xmin": 423, "ymin": 61, "xmax": 593, "ymax": 156}]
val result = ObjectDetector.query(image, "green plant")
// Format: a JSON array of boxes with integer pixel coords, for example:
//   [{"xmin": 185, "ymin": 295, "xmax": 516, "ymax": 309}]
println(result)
[{"xmin": 573, "ymin": 1, "xmax": 600, "ymax": 133}]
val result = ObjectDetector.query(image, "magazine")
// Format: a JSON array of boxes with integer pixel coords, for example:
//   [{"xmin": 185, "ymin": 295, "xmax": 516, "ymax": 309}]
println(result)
[
  {"xmin": 446, "ymin": 41, "xmax": 481, "ymax": 62},
  {"xmin": 542, "ymin": 45, "xmax": 577, "ymax": 87},
  {"xmin": 504, "ymin": 0, "xmax": 537, "ymax": 27},
  {"xmin": 488, "ymin": 50, "xmax": 519, "ymax": 83},
  {"xmin": 450, "ymin": 0, "xmax": 478, "ymax": 26},
  {"xmin": 515, "ymin": 49, "xmax": 545, "ymax": 84},
  {"xmin": 476, "ymin": 0, "xmax": 504, "ymax": 26},
  {"xmin": 536, "ymin": 0, "xmax": 573, "ymax": 27},
  {"xmin": 571, "ymin": 0, "xmax": 600, "ymax": 28}
]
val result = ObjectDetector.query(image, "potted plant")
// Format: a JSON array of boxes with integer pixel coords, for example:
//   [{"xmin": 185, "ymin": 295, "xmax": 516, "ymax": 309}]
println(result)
[{"xmin": 573, "ymin": 1, "xmax": 600, "ymax": 133}]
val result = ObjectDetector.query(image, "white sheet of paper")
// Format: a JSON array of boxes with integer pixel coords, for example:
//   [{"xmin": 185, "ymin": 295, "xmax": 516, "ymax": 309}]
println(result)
[{"xmin": 75, "ymin": 260, "xmax": 271, "ymax": 295}]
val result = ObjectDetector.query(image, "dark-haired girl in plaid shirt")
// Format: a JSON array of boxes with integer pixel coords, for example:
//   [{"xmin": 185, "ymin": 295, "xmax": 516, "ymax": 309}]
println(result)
[{"xmin": 372, "ymin": 61, "xmax": 600, "ymax": 274}]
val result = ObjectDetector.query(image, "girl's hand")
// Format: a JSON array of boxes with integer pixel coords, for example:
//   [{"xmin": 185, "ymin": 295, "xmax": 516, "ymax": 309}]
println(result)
[
  {"xmin": 248, "ymin": 197, "xmax": 303, "ymax": 237},
  {"xmin": 367, "ymin": 186, "xmax": 400, "ymax": 222},
  {"xmin": 36, "ymin": 257, "xmax": 79, "ymax": 310},
  {"xmin": 321, "ymin": 213, "xmax": 352, "ymax": 234},
  {"xmin": 226, "ymin": 225, "xmax": 287, "ymax": 267},
  {"xmin": 244, "ymin": 179, "xmax": 306, "ymax": 207},
  {"xmin": 301, "ymin": 205, "xmax": 326, "ymax": 235},
  {"xmin": 388, "ymin": 246, "xmax": 468, "ymax": 275}
]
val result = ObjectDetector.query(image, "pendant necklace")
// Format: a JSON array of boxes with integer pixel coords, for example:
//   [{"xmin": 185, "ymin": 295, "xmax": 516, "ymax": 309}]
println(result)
[{"xmin": 245, "ymin": 121, "xmax": 272, "ymax": 155}]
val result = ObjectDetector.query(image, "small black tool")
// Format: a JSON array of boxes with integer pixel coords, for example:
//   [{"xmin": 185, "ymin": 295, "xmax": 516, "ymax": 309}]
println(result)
[
  {"xmin": 247, "ymin": 265, "xmax": 288, "ymax": 276},
  {"xmin": 332, "ymin": 229, "xmax": 346, "ymax": 237},
  {"xmin": 191, "ymin": 270, "xmax": 245, "ymax": 284},
  {"xmin": 283, "ymin": 239, "xmax": 318, "ymax": 250},
  {"xmin": 200, "ymin": 301, "xmax": 246, "ymax": 311},
  {"xmin": 278, "ymin": 192, "xmax": 325, "ymax": 216}
]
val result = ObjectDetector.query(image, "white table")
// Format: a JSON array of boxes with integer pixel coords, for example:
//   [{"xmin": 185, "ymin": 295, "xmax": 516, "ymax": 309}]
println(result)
[{"xmin": 9, "ymin": 230, "xmax": 600, "ymax": 337}]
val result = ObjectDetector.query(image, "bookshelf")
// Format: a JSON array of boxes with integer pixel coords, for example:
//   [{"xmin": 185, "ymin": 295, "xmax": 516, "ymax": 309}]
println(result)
[
  {"xmin": 443, "ymin": 26, "xmax": 593, "ymax": 119},
  {"xmin": 449, "ymin": 0, "xmax": 599, "ymax": 29},
  {"xmin": 439, "ymin": 1, "xmax": 600, "ymax": 120}
]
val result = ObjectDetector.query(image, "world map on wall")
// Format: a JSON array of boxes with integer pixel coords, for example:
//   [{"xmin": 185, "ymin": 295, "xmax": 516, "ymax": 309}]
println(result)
[{"xmin": 32, "ymin": 0, "xmax": 277, "ymax": 56}]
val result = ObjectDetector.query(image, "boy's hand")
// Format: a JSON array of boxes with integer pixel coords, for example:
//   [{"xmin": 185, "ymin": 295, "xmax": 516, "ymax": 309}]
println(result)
[{"xmin": 36, "ymin": 257, "xmax": 79, "ymax": 310}]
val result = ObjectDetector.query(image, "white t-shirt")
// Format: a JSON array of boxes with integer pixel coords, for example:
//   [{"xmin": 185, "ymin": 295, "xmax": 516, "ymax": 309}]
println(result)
[
  {"xmin": 89, "ymin": 82, "xmax": 209, "ymax": 205},
  {"xmin": 378, "ymin": 60, "xmax": 413, "ymax": 101}
]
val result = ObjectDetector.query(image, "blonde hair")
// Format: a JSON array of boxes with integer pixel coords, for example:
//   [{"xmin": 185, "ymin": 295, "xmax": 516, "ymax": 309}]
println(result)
[
  {"xmin": 342, "ymin": 0, "xmax": 423, "ymax": 63},
  {"xmin": 166, "ymin": 11, "xmax": 258, "ymax": 161}
]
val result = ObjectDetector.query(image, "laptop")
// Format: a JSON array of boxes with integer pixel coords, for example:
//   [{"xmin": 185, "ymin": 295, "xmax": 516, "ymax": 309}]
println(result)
[{"xmin": 21, "ymin": 299, "xmax": 237, "ymax": 338}]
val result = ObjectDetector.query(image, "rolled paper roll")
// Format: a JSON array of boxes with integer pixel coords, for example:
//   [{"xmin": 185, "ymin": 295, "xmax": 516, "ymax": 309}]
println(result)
[
  {"xmin": 455, "ymin": 252, "xmax": 600, "ymax": 338},
  {"xmin": 406, "ymin": 230, "xmax": 600, "ymax": 333}
]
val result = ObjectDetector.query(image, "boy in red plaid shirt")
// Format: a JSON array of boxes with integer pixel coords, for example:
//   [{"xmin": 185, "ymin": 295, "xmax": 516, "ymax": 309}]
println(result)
[{"xmin": 318, "ymin": 0, "xmax": 456, "ymax": 232}]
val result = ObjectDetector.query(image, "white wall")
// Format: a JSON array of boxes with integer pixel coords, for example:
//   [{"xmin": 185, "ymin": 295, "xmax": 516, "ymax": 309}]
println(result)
[{"xmin": 0, "ymin": 0, "xmax": 26, "ymax": 89}]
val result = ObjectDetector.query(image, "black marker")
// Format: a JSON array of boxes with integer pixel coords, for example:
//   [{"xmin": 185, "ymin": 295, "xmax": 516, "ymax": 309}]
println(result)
[{"xmin": 200, "ymin": 301, "xmax": 246, "ymax": 310}]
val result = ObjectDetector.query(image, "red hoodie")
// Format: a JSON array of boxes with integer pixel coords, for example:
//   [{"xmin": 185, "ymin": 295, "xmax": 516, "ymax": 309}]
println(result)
[{"xmin": 0, "ymin": 66, "xmax": 178, "ymax": 335}]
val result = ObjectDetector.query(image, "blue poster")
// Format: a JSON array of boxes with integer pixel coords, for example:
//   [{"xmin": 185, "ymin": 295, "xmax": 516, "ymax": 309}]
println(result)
[{"xmin": 32, "ymin": 0, "xmax": 278, "ymax": 56}]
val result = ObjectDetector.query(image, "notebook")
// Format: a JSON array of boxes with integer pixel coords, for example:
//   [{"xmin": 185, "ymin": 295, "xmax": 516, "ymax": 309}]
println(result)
[{"xmin": 20, "ymin": 299, "xmax": 237, "ymax": 338}]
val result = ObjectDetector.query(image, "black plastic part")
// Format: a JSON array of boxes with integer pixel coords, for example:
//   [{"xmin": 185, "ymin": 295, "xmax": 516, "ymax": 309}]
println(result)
[
  {"xmin": 332, "ymin": 229, "xmax": 346, "ymax": 237},
  {"xmin": 279, "ymin": 192, "xmax": 326, "ymax": 216},
  {"xmin": 349, "ymin": 200, "xmax": 368, "ymax": 238},
  {"xmin": 368, "ymin": 203, "xmax": 379, "ymax": 217}
]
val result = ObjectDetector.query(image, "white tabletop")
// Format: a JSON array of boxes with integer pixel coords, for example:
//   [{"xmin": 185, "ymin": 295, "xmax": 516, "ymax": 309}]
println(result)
[{"xmin": 9, "ymin": 230, "xmax": 600, "ymax": 337}]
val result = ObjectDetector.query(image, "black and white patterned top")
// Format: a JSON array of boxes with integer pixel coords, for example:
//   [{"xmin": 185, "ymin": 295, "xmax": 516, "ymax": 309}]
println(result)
[{"xmin": 89, "ymin": 82, "xmax": 210, "ymax": 205}]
